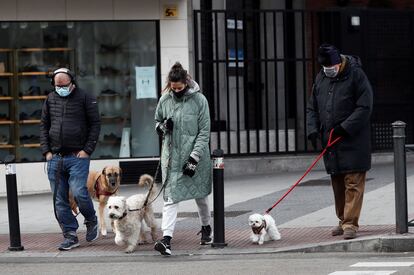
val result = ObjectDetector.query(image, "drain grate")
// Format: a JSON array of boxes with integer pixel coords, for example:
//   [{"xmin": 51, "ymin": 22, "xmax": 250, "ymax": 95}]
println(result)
[{"xmin": 153, "ymin": 210, "xmax": 251, "ymax": 219}]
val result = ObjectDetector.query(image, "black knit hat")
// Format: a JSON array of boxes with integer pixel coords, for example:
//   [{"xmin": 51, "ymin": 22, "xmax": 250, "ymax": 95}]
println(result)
[{"xmin": 317, "ymin": 44, "xmax": 341, "ymax": 66}]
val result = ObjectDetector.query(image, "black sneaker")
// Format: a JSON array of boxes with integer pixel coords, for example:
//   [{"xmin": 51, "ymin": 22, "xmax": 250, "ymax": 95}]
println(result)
[
  {"xmin": 198, "ymin": 225, "xmax": 212, "ymax": 245},
  {"xmin": 58, "ymin": 232, "xmax": 79, "ymax": 251},
  {"xmin": 85, "ymin": 219, "xmax": 99, "ymax": 242},
  {"xmin": 154, "ymin": 237, "xmax": 171, "ymax": 256}
]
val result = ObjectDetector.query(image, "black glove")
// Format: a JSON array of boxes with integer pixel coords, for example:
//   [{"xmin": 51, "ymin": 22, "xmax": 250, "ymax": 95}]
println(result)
[
  {"xmin": 165, "ymin": 118, "xmax": 174, "ymax": 131},
  {"xmin": 183, "ymin": 156, "xmax": 198, "ymax": 177},
  {"xmin": 308, "ymin": 132, "xmax": 318, "ymax": 150},
  {"xmin": 156, "ymin": 118, "xmax": 174, "ymax": 137},
  {"xmin": 332, "ymin": 125, "xmax": 348, "ymax": 139}
]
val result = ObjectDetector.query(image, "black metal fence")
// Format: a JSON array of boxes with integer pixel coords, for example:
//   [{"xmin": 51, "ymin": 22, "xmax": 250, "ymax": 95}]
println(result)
[{"xmin": 193, "ymin": 9, "xmax": 414, "ymax": 156}]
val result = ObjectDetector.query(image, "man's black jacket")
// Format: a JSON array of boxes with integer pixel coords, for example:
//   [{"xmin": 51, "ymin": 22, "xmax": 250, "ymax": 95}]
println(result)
[
  {"xmin": 306, "ymin": 55, "xmax": 373, "ymax": 174},
  {"xmin": 40, "ymin": 87, "xmax": 101, "ymax": 155}
]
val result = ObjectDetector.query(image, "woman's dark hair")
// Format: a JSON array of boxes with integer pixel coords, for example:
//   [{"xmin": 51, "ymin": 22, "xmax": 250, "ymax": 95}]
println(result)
[{"xmin": 163, "ymin": 62, "xmax": 192, "ymax": 93}]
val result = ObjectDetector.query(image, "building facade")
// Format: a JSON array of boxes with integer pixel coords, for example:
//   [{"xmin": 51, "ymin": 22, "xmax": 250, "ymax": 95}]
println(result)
[
  {"xmin": 0, "ymin": 0, "xmax": 193, "ymax": 195},
  {"xmin": 0, "ymin": 0, "xmax": 413, "ymax": 195}
]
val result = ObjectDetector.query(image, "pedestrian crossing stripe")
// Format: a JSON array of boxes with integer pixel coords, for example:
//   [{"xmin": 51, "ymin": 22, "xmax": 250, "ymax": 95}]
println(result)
[
  {"xmin": 351, "ymin": 262, "xmax": 414, "ymax": 267},
  {"xmin": 329, "ymin": 271, "xmax": 396, "ymax": 275}
]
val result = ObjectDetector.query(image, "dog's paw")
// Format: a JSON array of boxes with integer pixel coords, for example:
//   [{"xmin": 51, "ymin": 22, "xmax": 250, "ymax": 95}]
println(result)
[
  {"xmin": 151, "ymin": 232, "xmax": 158, "ymax": 242},
  {"xmin": 101, "ymin": 228, "xmax": 107, "ymax": 236},
  {"xmin": 258, "ymin": 240, "xmax": 264, "ymax": 245},
  {"xmin": 250, "ymin": 235, "xmax": 259, "ymax": 243},
  {"xmin": 124, "ymin": 246, "xmax": 136, "ymax": 253},
  {"xmin": 114, "ymin": 236, "xmax": 125, "ymax": 246}
]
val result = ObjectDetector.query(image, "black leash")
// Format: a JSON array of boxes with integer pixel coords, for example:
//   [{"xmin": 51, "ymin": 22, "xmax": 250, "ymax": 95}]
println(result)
[
  {"xmin": 129, "ymin": 129, "xmax": 172, "ymax": 212},
  {"xmin": 128, "ymin": 160, "xmax": 165, "ymax": 212},
  {"xmin": 52, "ymin": 157, "xmax": 64, "ymax": 229}
]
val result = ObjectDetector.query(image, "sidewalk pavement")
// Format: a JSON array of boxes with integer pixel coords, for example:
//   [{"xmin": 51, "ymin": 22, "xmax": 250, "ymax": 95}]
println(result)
[{"xmin": 1, "ymin": 160, "xmax": 414, "ymax": 258}]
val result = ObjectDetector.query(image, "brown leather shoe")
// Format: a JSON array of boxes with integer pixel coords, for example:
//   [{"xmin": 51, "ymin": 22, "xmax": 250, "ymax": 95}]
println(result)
[
  {"xmin": 331, "ymin": 226, "xmax": 344, "ymax": 236},
  {"xmin": 343, "ymin": 228, "xmax": 356, "ymax": 239}
]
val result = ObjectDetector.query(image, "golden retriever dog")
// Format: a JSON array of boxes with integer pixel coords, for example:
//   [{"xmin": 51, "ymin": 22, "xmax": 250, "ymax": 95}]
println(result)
[{"xmin": 70, "ymin": 165, "xmax": 122, "ymax": 236}]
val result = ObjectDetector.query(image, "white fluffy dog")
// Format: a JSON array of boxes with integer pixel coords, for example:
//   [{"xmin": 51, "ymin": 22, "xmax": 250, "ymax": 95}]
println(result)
[
  {"xmin": 248, "ymin": 213, "xmax": 281, "ymax": 245},
  {"xmin": 107, "ymin": 174, "xmax": 158, "ymax": 253}
]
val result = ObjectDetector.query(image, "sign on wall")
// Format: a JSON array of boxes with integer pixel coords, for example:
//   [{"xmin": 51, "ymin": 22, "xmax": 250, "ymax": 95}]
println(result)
[
  {"xmin": 164, "ymin": 5, "xmax": 178, "ymax": 18},
  {"xmin": 135, "ymin": 66, "xmax": 157, "ymax": 99}
]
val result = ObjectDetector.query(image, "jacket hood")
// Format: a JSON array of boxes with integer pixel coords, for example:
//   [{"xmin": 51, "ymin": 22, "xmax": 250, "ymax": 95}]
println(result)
[
  {"xmin": 187, "ymin": 79, "xmax": 200, "ymax": 94},
  {"xmin": 344, "ymin": 54, "xmax": 362, "ymax": 68},
  {"xmin": 169, "ymin": 79, "xmax": 201, "ymax": 99}
]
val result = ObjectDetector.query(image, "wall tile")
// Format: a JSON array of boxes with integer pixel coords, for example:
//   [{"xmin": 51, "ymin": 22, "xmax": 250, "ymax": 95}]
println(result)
[
  {"xmin": 16, "ymin": 0, "xmax": 65, "ymax": 20},
  {"xmin": 66, "ymin": 0, "xmax": 113, "ymax": 20},
  {"xmin": 160, "ymin": 46, "xmax": 189, "ymax": 75},
  {"xmin": 0, "ymin": 0, "xmax": 17, "ymax": 20},
  {"xmin": 160, "ymin": 19, "xmax": 188, "ymax": 48},
  {"xmin": 114, "ymin": 0, "xmax": 160, "ymax": 20}
]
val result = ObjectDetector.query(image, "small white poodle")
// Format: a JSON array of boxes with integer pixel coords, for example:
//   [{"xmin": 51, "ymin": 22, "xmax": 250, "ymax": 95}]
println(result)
[
  {"xmin": 107, "ymin": 174, "xmax": 158, "ymax": 253},
  {"xmin": 248, "ymin": 213, "xmax": 281, "ymax": 245}
]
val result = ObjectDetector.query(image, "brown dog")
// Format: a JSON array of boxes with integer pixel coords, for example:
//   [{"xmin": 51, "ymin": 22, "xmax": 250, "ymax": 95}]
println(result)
[{"xmin": 70, "ymin": 165, "xmax": 122, "ymax": 236}]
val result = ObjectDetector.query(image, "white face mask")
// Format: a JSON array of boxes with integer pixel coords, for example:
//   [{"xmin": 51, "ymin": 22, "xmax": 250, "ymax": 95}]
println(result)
[{"xmin": 323, "ymin": 66, "xmax": 339, "ymax": 78}]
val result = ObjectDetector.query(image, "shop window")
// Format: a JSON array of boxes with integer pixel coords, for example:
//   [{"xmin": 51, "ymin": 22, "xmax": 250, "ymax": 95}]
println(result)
[{"xmin": 0, "ymin": 21, "xmax": 159, "ymax": 162}]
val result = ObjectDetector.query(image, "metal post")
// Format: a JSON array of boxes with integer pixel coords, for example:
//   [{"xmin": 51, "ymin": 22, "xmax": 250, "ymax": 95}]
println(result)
[
  {"xmin": 211, "ymin": 149, "xmax": 227, "ymax": 248},
  {"xmin": 392, "ymin": 121, "xmax": 408, "ymax": 234},
  {"xmin": 3, "ymin": 155, "xmax": 24, "ymax": 251}
]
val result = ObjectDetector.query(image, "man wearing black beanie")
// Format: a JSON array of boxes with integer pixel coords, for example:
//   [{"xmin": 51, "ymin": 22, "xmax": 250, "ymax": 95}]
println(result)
[{"xmin": 306, "ymin": 44, "xmax": 373, "ymax": 240}]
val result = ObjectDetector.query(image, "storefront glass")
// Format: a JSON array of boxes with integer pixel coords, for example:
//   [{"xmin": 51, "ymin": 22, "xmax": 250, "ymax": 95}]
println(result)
[{"xmin": 0, "ymin": 21, "xmax": 160, "ymax": 162}]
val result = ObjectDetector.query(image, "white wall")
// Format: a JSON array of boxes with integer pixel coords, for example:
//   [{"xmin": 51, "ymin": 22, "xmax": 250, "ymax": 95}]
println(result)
[
  {"xmin": 0, "ymin": 0, "xmax": 190, "ymax": 196},
  {"xmin": 0, "ymin": 158, "xmax": 159, "ymax": 197}
]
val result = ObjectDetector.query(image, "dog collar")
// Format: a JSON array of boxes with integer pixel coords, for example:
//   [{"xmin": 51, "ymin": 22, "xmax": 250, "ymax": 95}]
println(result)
[
  {"xmin": 94, "ymin": 175, "xmax": 119, "ymax": 197},
  {"xmin": 252, "ymin": 220, "xmax": 267, "ymax": 234},
  {"xmin": 117, "ymin": 212, "xmax": 127, "ymax": 220}
]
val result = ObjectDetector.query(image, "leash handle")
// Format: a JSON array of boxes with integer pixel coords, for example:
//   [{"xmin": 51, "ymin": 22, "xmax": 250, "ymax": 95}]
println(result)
[{"xmin": 265, "ymin": 129, "xmax": 341, "ymax": 214}]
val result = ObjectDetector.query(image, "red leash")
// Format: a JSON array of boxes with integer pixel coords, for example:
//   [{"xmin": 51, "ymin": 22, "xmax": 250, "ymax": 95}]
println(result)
[{"xmin": 265, "ymin": 129, "xmax": 341, "ymax": 214}]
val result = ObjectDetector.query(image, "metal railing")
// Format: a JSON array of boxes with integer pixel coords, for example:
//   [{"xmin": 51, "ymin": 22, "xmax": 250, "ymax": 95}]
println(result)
[{"xmin": 193, "ymin": 9, "xmax": 414, "ymax": 156}]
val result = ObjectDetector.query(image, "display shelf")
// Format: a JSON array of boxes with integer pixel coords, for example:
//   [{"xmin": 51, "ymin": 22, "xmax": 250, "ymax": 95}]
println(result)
[
  {"xmin": 20, "ymin": 143, "xmax": 40, "ymax": 148},
  {"xmin": 0, "ymin": 72, "xmax": 13, "ymax": 77},
  {"xmin": 19, "ymin": 119, "xmax": 41, "ymax": 124},
  {"xmin": 0, "ymin": 120, "xmax": 14, "ymax": 125},
  {"xmin": 0, "ymin": 144, "xmax": 15, "ymax": 149},
  {"xmin": 19, "ymin": 95, "xmax": 47, "ymax": 100},
  {"xmin": 18, "ymin": 72, "xmax": 49, "ymax": 76},
  {"xmin": 17, "ymin": 47, "xmax": 73, "ymax": 52},
  {"xmin": 0, "ymin": 96, "xmax": 13, "ymax": 101},
  {"xmin": 0, "ymin": 48, "xmax": 12, "ymax": 53}
]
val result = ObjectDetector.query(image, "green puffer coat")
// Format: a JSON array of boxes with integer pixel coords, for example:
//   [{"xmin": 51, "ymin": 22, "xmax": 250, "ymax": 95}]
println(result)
[{"xmin": 155, "ymin": 80, "xmax": 212, "ymax": 203}]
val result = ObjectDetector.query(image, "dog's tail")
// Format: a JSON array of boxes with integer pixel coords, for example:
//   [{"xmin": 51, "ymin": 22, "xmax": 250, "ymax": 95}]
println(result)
[{"xmin": 138, "ymin": 174, "xmax": 158, "ymax": 202}]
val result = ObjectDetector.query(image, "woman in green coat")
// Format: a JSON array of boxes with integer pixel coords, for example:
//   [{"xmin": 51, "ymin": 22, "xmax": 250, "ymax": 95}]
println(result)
[{"xmin": 154, "ymin": 62, "xmax": 212, "ymax": 256}]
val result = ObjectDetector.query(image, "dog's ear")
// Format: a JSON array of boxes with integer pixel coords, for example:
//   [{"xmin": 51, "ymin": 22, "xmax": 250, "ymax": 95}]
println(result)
[
  {"xmin": 102, "ymin": 167, "xmax": 107, "ymax": 175},
  {"xmin": 118, "ymin": 167, "xmax": 122, "ymax": 178}
]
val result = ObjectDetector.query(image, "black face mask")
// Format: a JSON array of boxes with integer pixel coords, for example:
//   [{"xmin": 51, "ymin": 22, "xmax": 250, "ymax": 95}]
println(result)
[{"xmin": 172, "ymin": 87, "xmax": 187, "ymax": 98}]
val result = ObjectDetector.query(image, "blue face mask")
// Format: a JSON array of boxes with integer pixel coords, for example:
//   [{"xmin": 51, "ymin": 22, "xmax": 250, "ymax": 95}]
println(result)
[{"xmin": 55, "ymin": 86, "xmax": 71, "ymax": 97}]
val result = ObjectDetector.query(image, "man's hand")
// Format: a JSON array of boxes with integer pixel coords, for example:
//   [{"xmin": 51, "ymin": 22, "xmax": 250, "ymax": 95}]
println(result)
[
  {"xmin": 45, "ymin": 152, "xmax": 53, "ymax": 161},
  {"xmin": 77, "ymin": 150, "xmax": 89, "ymax": 158},
  {"xmin": 308, "ymin": 132, "xmax": 318, "ymax": 150},
  {"xmin": 332, "ymin": 125, "xmax": 348, "ymax": 139}
]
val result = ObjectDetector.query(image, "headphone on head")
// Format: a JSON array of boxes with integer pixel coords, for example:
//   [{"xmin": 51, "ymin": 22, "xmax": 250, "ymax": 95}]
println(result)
[{"xmin": 50, "ymin": 68, "xmax": 76, "ymax": 86}]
